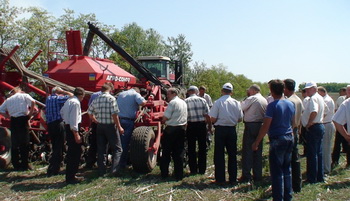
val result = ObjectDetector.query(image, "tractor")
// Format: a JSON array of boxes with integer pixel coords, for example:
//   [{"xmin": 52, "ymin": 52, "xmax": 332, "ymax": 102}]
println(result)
[{"xmin": 0, "ymin": 22, "xmax": 184, "ymax": 173}]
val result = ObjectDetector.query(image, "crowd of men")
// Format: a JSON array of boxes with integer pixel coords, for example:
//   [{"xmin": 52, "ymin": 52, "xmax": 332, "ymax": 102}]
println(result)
[{"xmin": 1, "ymin": 80, "xmax": 350, "ymax": 200}]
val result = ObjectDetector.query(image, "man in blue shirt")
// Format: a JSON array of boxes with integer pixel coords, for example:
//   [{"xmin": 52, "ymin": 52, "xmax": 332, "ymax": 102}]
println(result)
[
  {"xmin": 252, "ymin": 79, "xmax": 295, "ymax": 201},
  {"xmin": 117, "ymin": 87, "xmax": 146, "ymax": 168},
  {"xmin": 45, "ymin": 87, "xmax": 73, "ymax": 176}
]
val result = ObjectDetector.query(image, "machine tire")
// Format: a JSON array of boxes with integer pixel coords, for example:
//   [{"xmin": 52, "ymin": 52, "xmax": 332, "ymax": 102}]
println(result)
[
  {"xmin": 0, "ymin": 127, "xmax": 11, "ymax": 168},
  {"xmin": 130, "ymin": 126, "xmax": 157, "ymax": 173}
]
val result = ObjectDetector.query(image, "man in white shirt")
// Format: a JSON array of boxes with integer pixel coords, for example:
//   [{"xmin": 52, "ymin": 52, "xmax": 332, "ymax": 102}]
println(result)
[
  {"xmin": 240, "ymin": 84, "xmax": 267, "ymax": 182},
  {"xmin": 60, "ymin": 87, "xmax": 85, "ymax": 184},
  {"xmin": 301, "ymin": 81, "xmax": 325, "ymax": 183},
  {"xmin": 0, "ymin": 87, "xmax": 35, "ymax": 170},
  {"xmin": 333, "ymin": 98, "xmax": 350, "ymax": 144},
  {"xmin": 317, "ymin": 86, "xmax": 335, "ymax": 174},
  {"xmin": 209, "ymin": 83, "xmax": 243, "ymax": 184},
  {"xmin": 332, "ymin": 86, "xmax": 350, "ymax": 168},
  {"xmin": 161, "ymin": 88, "xmax": 187, "ymax": 180}
]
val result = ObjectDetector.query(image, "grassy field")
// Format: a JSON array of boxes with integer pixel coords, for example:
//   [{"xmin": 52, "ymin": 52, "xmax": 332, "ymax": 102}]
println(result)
[{"xmin": 1, "ymin": 123, "xmax": 350, "ymax": 201}]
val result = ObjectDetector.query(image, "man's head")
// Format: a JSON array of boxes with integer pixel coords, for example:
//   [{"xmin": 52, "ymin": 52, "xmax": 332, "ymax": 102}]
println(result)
[
  {"xmin": 221, "ymin": 83, "xmax": 233, "ymax": 95},
  {"xmin": 187, "ymin": 86, "xmax": 198, "ymax": 95},
  {"xmin": 52, "ymin": 87, "xmax": 63, "ymax": 94},
  {"xmin": 166, "ymin": 88, "xmax": 178, "ymax": 101},
  {"xmin": 339, "ymin": 87, "xmax": 346, "ymax": 96},
  {"xmin": 74, "ymin": 87, "xmax": 85, "ymax": 101},
  {"xmin": 199, "ymin": 86, "xmax": 206, "ymax": 96},
  {"xmin": 101, "ymin": 82, "xmax": 113, "ymax": 93},
  {"xmin": 248, "ymin": 84, "xmax": 260, "ymax": 96},
  {"xmin": 304, "ymin": 81, "xmax": 317, "ymax": 97},
  {"xmin": 283, "ymin": 79, "xmax": 296, "ymax": 97},
  {"xmin": 317, "ymin": 86, "xmax": 327, "ymax": 97},
  {"xmin": 347, "ymin": 85, "xmax": 350, "ymax": 98},
  {"xmin": 269, "ymin": 79, "xmax": 284, "ymax": 97},
  {"xmin": 301, "ymin": 89, "xmax": 307, "ymax": 98}
]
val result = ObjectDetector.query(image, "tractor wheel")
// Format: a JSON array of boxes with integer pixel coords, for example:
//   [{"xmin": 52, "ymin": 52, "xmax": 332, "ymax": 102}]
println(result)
[
  {"xmin": 130, "ymin": 126, "xmax": 157, "ymax": 173},
  {"xmin": 0, "ymin": 127, "xmax": 11, "ymax": 169}
]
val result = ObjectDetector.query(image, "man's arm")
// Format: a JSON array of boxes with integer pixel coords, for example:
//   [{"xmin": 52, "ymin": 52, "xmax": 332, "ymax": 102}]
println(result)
[
  {"xmin": 204, "ymin": 114, "xmax": 213, "ymax": 133},
  {"xmin": 28, "ymin": 100, "xmax": 36, "ymax": 117},
  {"xmin": 112, "ymin": 114, "xmax": 124, "ymax": 135},
  {"xmin": 334, "ymin": 121, "xmax": 350, "ymax": 142},
  {"xmin": 252, "ymin": 117, "xmax": 272, "ymax": 151},
  {"xmin": 306, "ymin": 111, "xmax": 317, "ymax": 129}
]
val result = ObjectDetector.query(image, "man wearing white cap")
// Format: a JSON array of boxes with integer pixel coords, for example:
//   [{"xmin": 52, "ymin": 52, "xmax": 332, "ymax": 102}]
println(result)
[
  {"xmin": 301, "ymin": 81, "xmax": 326, "ymax": 183},
  {"xmin": 185, "ymin": 86, "xmax": 212, "ymax": 175},
  {"xmin": 209, "ymin": 83, "xmax": 243, "ymax": 184}
]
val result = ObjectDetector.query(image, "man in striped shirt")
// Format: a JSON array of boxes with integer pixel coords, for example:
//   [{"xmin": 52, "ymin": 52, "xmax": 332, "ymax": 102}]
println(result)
[
  {"xmin": 0, "ymin": 87, "xmax": 36, "ymax": 171},
  {"xmin": 185, "ymin": 86, "xmax": 212, "ymax": 175},
  {"xmin": 45, "ymin": 87, "xmax": 73, "ymax": 176},
  {"xmin": 88, "ymin": 83, "xmax": 124, "ymax": 177}
]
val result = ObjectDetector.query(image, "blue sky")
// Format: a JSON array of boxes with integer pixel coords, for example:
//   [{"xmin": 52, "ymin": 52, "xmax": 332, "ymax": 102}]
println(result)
[{"xmin": 10, "ymin": 0, "xmax": 350, "ymax": 88}]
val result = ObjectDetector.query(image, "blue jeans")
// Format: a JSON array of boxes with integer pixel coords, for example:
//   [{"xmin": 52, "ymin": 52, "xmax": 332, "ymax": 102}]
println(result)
[
  {"xmin": 120, "ymin": 119, "xmax": 135, "ymax": 167},
  {"xmin": 306, "ymin": 123, "xmax": 325, "ymax": 183},
  {"xmin": 269, "ymin": 134, "xmax": 293, "ymax": 201}
]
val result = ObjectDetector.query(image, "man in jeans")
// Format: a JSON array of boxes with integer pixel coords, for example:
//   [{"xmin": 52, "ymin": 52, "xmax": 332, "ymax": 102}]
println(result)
[
  {"xmin": 301, "ymin": 81, "xmax": 325, "ymax": 183},
  {"xmin": 117, "ymin": 87, "xmax": 146, "ymax": 168},
  {"xmin": 252, "ymin": 79, "xmax": 295, "ymax": 201}
]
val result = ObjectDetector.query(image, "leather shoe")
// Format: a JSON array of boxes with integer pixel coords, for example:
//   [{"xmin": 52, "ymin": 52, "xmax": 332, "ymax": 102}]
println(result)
[{"xmin": 66, "ymin": 176, "xmax": 83, "ymax": 185}]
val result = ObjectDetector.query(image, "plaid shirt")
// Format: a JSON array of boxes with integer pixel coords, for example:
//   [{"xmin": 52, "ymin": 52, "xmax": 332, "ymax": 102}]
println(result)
[
  {"xmin": 87, "ymin": 92, "xmax": 119, "ymax": 124},
  {"xmin": 185, "ymin": 94, "xmax": 209, "ymax": 122},
  {"xmin": 45, "ymin": 94, "xmax": 69, "ymax": 123}
]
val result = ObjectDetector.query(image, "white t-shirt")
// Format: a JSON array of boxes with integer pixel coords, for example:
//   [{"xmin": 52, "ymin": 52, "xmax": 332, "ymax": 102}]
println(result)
[
  {"xmin": 333, "ymin": 98, "xmax": 350, "ymax": 131},
  {"xmin": 164, "ymin": 96, "xmax": 187, "ymax": 126},
  {"xmin": 301, "ymin": 93, "xmax": 325, "ymax": 126}
]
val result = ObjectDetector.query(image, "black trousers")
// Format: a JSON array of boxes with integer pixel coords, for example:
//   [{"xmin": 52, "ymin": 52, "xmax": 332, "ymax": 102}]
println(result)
[
  {"xmin": 160, "ymin": 125, "xmax": 185, "ymax": 180},
  {"xmin": 241, "ymin": 122, "xmax": 263, "ymax": 181},
  {"xmin": 332, "ymin": 124, "xmax": 350, "ymax": 165},
  {"xmin": 65, "ymin": 125, "xmax": 82, "ymax": 181},
  {"xmin": 187, "ymin": 121, "xmax": 207, "ymax": 174},
  {"xmin": 291, "ymin": 127, "xmax": 302, "ymax": 192},
  {"xmin": 47, "ymin": 120, "xmax": 65, "ymax": 175},
  {"xmin": 214, "ymin": 126, "xmax": 237, "ymax": 183},
  {"xmin": 85, "ymin": 122, "xmax": 98, "ymax": 167},
  {"xmin": 10, "ymin": 116, "xmax": 30, "ymax": 169},
  {"xmin": 96, "ymin": 123, "xmax": 123, "ymax": 176}
]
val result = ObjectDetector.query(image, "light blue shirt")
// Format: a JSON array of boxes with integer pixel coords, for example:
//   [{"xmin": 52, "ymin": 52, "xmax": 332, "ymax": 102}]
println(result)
[{"xmin": 117, "ymin": 89, "xmax": 145, "ymax": 119}]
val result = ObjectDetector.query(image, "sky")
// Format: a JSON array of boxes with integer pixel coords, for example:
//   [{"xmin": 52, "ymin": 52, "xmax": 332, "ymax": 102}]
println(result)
[{"xmin": 10, "ymin": 0, "xmax": 350, "ymax": 88}]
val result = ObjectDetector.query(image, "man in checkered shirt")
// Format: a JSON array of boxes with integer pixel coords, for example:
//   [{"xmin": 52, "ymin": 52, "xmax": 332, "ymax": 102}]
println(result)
[
  {"xmin": 88, "ymin": 83, "xmax": 124, "ymax": 177},
  {"xmin": 185, "ymin": 86, "xmax": 212, "ymax": 175}
]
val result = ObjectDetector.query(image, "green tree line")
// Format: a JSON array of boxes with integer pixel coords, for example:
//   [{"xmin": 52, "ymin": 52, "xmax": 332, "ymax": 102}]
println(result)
[
  {"xmin": 298, "ymin": 82, "xmax": 350, "ymax": 93},
  {"xmin": 0, "ymin": 0, "xmax": 267, "ymax": 100}
]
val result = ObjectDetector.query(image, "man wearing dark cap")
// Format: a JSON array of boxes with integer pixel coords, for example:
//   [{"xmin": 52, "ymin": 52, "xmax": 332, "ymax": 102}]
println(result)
[{"xmin": 209, "ymin": 83, "xmax": 243, "ymax": 184}]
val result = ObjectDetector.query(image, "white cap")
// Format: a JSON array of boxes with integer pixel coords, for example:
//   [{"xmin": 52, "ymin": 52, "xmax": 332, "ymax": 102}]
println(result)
[
  {"xmin": 188, "ymin": 86, "xmax": 198, "ymax": 92},
  {"xmin": 222, "ymin": 83, "xmax": 233, "ymax": 91},
  {"xmin": 304, "ymin": 81, "xmax": 317, "ymax": 89}
]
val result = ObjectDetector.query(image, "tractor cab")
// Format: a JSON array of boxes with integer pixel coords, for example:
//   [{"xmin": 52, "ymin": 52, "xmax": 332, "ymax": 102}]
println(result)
[
  {"xmin": 137, "ymin": 56, "xmax": 174, "ymax": 82},
  {"xmin": 134, "ymin": 56, "xmax": 183, "ymax": 86}
]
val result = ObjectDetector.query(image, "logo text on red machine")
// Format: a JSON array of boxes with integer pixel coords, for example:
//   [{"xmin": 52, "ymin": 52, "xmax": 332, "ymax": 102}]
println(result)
[{"xmin": 106, "ymin": 75, "xmax": 130, "ymax": 82}]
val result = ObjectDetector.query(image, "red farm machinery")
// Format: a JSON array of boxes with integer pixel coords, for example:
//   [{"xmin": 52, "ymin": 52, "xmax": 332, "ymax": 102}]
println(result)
[{"xmin": 0, "ymin": 22, "xmax": 184, "ymax": 173}]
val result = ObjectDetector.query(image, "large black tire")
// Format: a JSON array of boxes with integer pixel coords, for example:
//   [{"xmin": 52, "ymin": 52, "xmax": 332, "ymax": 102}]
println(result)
[
  {"xmin": 0, "ymin": 127, "xmax": 11, "ymax": 168},
  {"xmin": 130, "ymin": 126, "xmax": 157, "ymax": 173}
]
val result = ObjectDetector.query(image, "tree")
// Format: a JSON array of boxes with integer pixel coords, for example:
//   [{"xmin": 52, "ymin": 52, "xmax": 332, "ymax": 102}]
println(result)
[
  {"xmin": 0, "ymin": 0, "xmax": 23, "ymax": 48},
  {"xmin": 16, "ymin": 7, "xmax": 56, "ymax": 73},
  {"xmin": 164, "ymin": 34, "xmax": 193, "ymax": 85},
  {"xmin": 109, "ymin": 22, "xmax": 165, "ymax": 72}
]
